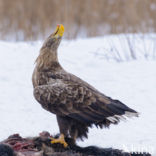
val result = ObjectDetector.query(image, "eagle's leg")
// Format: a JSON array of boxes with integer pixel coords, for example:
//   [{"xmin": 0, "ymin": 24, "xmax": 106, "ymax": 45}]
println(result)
[
  {"xmin": 51, "ymin": 115, "xmax": 69, "ymax": 147},
  {"xmin": 70, "ymin": 127, "xmax": 78, "ymax": 144}
]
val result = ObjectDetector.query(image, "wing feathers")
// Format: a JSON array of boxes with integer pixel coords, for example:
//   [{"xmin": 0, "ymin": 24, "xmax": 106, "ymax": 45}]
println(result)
[
  {"xmin": 89, "ymin": 103, "xmax": 114, "ymax": 117},
  {"xmin": 34, "ymin": 78, "xmax": 138, "ymax": 128},
  {"xmin": 68, "ymin": 113, "xmax": 94, "ymax": 124},
  {"xmin": 68, "ymin": 97, "xmax": 138, "ymax": 126}
]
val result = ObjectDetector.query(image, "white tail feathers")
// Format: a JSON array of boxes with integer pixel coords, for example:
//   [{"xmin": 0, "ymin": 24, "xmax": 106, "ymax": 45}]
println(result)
[
  {"xmin": 106, "ymin": 111, "xmax": 139, "ymax": 123},
  {"xmin": 125, "ymin": 111, "xmax": 139, "ymax": 117},
  {"xmin": 107, "ymin": 116, "xmax": 118, "ymax": 123}
]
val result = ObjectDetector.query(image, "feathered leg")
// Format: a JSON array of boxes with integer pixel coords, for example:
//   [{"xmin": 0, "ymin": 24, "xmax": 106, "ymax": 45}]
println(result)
[{"xmin": 69, "ymin": 126, "xmax": 78, "ymax": 144}]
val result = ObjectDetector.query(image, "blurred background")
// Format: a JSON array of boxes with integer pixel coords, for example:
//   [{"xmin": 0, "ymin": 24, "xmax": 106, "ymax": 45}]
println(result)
[{"xmin": 0, "ymin": 0, "xmax": 156, "ymax": 41}]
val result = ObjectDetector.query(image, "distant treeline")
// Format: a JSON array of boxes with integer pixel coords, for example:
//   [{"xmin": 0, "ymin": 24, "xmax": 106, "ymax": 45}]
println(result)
[{"xmin": 0, "ymin": 0, "xmax": 155, "ymax": 40}]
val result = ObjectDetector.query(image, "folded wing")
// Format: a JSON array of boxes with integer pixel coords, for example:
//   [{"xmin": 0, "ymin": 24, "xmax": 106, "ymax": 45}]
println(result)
[{"xmin": 34, "ymin": 79, "xmax": 138, "ymax": 128}]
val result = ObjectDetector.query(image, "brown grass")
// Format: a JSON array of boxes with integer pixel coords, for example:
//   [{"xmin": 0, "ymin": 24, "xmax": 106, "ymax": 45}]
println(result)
[{"xmin": 0, "ymin": 0, "xmax": 156, "ymax": 40}]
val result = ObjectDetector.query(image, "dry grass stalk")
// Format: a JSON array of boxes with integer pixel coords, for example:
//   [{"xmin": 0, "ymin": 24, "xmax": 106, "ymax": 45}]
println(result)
[{"xmin": 0, "ymin": 0, "xmax": 156, "ymax": 40}]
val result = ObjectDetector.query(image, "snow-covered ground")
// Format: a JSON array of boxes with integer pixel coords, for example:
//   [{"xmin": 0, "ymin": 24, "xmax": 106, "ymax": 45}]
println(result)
[{"xmin": 0, "ymin": 35, "xmax": 156, "ymax": 155}]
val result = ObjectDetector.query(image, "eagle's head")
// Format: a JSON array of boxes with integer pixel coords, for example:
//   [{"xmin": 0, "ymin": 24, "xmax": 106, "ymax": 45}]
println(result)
[{"xmin": 42, "ymin": 24, "xmax": 65, "ymax": 51}]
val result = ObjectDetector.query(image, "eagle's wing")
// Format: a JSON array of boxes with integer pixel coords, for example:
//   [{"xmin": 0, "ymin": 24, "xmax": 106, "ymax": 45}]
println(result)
[{"xmin": 34, "ymin": 74, "xmax": 138, "ymax": 126}]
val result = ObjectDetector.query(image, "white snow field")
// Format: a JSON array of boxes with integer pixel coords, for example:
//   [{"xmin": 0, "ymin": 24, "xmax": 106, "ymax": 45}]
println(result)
[{"xmin": 0, "ymin": 35, "xmax": 156, "ymax": 155}]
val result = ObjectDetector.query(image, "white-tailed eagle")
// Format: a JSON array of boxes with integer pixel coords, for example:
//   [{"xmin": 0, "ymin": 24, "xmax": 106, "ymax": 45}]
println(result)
[{"xmin": 32, "ymin": 24, "xmax": 138, "ymax": 147}]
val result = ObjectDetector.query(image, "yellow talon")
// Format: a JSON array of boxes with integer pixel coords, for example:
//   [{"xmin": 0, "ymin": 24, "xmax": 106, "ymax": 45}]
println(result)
[{"xmin": 51, "ymin": 134, "xmax": 68, "ymax": 148}]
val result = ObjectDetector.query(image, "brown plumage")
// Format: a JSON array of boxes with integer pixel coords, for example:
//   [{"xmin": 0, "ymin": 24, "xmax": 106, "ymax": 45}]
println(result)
[{"xmin": 32, "ymin": 24, "xmax": 138, "ymax": 144}]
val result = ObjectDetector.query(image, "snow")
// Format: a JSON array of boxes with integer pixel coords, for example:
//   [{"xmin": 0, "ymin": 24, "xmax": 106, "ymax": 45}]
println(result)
[{"xmin": 0, "ymin": 35, "xmax": 156, "ymax": 155}]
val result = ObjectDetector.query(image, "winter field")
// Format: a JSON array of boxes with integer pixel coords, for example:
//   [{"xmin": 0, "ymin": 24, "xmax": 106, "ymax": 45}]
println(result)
[{"xmin": 0, "ymin": 34, "xmax": 156, "ymax": 155}]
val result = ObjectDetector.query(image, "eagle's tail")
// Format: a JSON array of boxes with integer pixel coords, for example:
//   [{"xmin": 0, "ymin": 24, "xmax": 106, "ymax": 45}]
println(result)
[
  {"xmin": 69, "ymin": 97, "xmax": 139, "ymax": 140},
  {"xmin": 95, "ymin": 98, "xmax": 139, "ymax": 128},
  {"xmin": 106, "ymin": 99, "xmax": 139, "ymax": 122}
]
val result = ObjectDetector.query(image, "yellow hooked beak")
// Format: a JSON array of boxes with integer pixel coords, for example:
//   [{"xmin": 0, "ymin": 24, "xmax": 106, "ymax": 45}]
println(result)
[{"xmin": 53, "ymin": 24, "xmax": 64, "ymax": 37}]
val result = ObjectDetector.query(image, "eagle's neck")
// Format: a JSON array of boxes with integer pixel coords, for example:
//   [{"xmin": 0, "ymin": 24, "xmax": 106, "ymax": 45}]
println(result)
[{"xmin": 35, "ymin": 48, "xmax": 61, "ymax": 71}]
